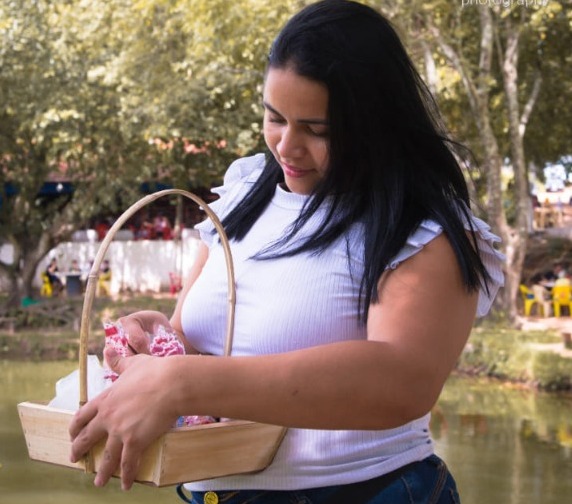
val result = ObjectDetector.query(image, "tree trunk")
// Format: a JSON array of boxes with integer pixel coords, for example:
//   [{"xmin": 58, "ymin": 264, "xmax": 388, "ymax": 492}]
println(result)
[
  {"xmin": 0, "ymin": 232, "xmax": 55, "ymax": 308},
  {"xmin": 426, "ymin": 8, "xmax": 538, "ymax": 323},
  {"xmin": 475, "ymin": 96, "xmax": 514, "ymax": 317},
  {"xmin": 499, "ymin": 18, "xmax": 529, "ymax": 323}
]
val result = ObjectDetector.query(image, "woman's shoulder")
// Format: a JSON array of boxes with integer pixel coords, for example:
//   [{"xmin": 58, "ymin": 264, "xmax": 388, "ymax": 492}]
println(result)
[
  {"xmin": 194, "ymin": 154, "xmax": 267, "ymax": 244},
  {"xmin": 389, "ymin": 213, "xmax": 505, "ymax": 317},
  {"xmin": 212, "ymin": 153, "xmax": 266, "ymax": 198}
]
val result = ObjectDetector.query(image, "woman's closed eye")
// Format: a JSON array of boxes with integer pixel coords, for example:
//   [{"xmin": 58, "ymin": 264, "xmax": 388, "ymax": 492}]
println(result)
[
  {"xmin": 268, "ymin": 114, "xmax": 286, "ymax": 124},
  {"xmin": 267, "ymin": 115, "xmax": 329, "ymax": 138},
  {"xmin": 306, "ymin": 124, "xmax": 329, "ymax": 138}
]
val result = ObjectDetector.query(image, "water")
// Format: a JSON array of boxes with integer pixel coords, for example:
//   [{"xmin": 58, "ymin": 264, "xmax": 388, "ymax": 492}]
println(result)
[
  {"xmin": 433, "ymin": 377, "xmax": 572, "ymax": 503},
  {"xmin": 1, "ymin": 360, "xmax": 173, "ymax": 503},
  {"xmin": 1, "ymin": 361, "xmax": 571, "ymax": 503}
]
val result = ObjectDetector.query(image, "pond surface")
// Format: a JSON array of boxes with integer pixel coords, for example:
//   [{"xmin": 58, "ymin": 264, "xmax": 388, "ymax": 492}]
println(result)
[{"xmin": 1, "ymin": 361, "xmax": 571, "ymax": 503}]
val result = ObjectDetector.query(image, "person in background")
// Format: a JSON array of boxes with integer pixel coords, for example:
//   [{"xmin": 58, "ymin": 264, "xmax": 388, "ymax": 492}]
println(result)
[
  {"xmin": 79, "ymin": 259, "xmax": 94, "ymax": 291},
  {"xmin": 154, "ymin": 214, "xmax": 173, "ymax": 240},
  {"xmin": 70, "ymin": 1, "xmax": 504, "ymax": 502},
  {"xmin": 531, "ymin": 273, "xmax": 553, "ymax": 317},
  {"xmin": 552, "ymin": 262, "xmax": 570, "ymax": 284},
  {"xmin": 95, "ymin": 220, "xmax": 111, "ymax": 241},
  {"xmin": 139, "ymin": 217, "xmax": 155, "ymax": 240},
  {"xmin": 45, "ymin": 257, "xmax": 63, "ymax": 296},
  {"xmin": 97, "ymin": 259, "xmax": 112, "ymax": 297}
]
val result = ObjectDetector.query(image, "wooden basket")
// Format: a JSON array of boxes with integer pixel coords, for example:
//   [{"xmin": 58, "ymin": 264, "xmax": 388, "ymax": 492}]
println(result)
[{"xmin": 18, "ymin": 189, "xmax": 287, "ymax": 487}]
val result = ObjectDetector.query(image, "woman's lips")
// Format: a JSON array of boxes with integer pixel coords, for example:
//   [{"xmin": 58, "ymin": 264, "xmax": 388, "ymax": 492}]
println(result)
[{"xmin": 282, "ymin": 163, "xmax": 309, "ymax": 178}]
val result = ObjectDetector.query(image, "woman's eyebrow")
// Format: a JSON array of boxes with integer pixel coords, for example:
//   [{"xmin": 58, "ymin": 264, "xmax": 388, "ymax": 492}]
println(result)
[{"xmin": 263, "ymin": 101, "xmax": 329, "ymax": 125}]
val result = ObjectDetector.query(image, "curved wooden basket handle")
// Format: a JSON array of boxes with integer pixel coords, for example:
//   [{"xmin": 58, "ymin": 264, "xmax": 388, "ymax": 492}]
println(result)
[{"xmin": 78, "ymin": 189, "xmax": 235, "ymax": 406}]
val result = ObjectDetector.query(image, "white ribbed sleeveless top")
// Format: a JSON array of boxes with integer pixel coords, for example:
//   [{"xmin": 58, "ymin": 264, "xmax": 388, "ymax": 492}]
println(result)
[{"xmin": 181, "ymin": 154, "xmax": 504, "ymax": 491}]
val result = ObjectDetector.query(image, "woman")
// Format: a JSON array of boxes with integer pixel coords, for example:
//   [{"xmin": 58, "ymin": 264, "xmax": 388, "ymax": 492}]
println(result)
[{"xmin": 70, "ymin": 1, "xmax": 504, "ymax": 502}]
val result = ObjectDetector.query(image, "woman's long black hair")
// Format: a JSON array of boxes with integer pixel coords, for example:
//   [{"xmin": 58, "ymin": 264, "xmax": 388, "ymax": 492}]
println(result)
[{"xmin": 221, "ymin": 0, "xmax": 490, "ymax": 322}]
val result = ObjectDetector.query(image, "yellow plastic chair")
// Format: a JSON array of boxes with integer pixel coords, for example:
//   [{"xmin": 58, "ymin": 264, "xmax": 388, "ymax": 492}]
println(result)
[
  {"xmin": 519, "ymin": 284, "xmax": 537, "ymax": 316},
  {"xmin": 40, "ymin": 273, "xmax": 53, "ymax": 298},
  {"xmin": 552, "ymin": 284, "xmax": 572, "ymax": 317},
  {"xmin": 97, "ymin": 270, "xmax": 112, "ymax": 296}
]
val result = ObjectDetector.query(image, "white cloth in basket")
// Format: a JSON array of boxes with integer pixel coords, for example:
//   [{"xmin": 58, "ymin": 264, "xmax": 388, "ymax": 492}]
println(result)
[{"xmin": 48, "ymin": 355, "xmax": 110, "ymax": 411}]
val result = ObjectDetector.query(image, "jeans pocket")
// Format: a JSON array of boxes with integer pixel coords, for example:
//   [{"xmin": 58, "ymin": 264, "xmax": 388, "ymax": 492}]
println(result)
[
  {"xmin": 446, "ymin": 484, "xmax": 461, "ymax": 504},
  {"xmin": 426, "ymin": 458, "xmax": 449, "ymax": 504},
  {"xmin": 400, "ymin": 456, "xmax": 461, "ymax": 504}
]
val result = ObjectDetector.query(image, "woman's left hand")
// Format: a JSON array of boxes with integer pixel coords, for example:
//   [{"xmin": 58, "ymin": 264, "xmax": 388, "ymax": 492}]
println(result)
[{"xmin": 69, "ymin": 348, "xmax": 180, "ymax": 490}]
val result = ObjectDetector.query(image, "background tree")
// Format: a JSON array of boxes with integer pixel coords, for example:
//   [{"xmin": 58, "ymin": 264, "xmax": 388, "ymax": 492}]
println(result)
[
  {"xmin": 0, "ymin": 0, "xmax": 157, "ymax": 306},
  {"xmin": 1, "ymin": 0, "xmax": 571, "ymax": 319},
  {"xmin": 0, "ymin": 0, "xmax": 305, "ymax": 306},
  {"xmin": 96, "ymin": 0, "xmax": 305, "ymax": 185},
  {"xmin": 380, "ymin": 0, "xmax": 571, "ymax": 321},
  {"xmin": 525, "ymin": 4, "xmax": 572, "ymax": 169}
]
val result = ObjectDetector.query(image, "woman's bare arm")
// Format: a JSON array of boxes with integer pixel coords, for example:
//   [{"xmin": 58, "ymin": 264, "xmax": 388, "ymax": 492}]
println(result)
[
  {"xmin": 69, "ymin": 234, "xmax": 478, "ymax": 488},
  {"xmin": 164, "ymin": 233, "xmax": 478, "ymax": 429}
]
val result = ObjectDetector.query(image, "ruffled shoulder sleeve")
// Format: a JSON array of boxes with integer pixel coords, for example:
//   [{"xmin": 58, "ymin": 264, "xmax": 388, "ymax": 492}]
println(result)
[
  {"xmin": 194, "ymin": 153, "xmax": 266, "ymax": 246},
  {"xmin": 387, "ymin": 216, "xmax": 505, "ymax": 318}
]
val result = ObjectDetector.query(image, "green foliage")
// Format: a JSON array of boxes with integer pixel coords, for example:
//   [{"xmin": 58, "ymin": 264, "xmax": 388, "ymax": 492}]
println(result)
[
  {"xmin": 108, "ymin": 0, "xmax": 305, "ymax": 178},
  {"xmin": 532, "ymin": 352, "xmax": 572, "ymax": 391},
  {"xmin": 0, "ymin": 0, "xmax": 305, "ymax": 301},
  {"xmin": 379, "ymin": 0, "xmax": 570, "ymax": 224},
  {"xmin": 0, "ymin": 1, "xmax": 150, "ymax": 239},
  {"xmin": 526, "ymin": 2, "xmax": 572, "ymax": 164},
  {"xmin": 460, "ymin": 326, "xmax": 572, "ymax": 391},
  {"xmin": 0, "ymin": 294, "xmax": 178, "ymax": 360}
]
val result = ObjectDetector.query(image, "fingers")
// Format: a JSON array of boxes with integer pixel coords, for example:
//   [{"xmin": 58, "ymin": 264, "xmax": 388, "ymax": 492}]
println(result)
[
  {"xmin": 72, "ymin": 424, "xmax": 139, "ymax": 489},
  {"xmin": 69, "ymin": 404, "xmax": 108, "ymax": 464},
  {"xmin": 118, "ymin": 310, "xmax": 172, "ymax": 355},
  {"xmin": 118, "ymin": 442, "xmax": 143, "ymax": 490},
  {"xmin": 93, "ymin": 434, "xmax": 123, "ymax": 488},
  {"xmin": 95, "ymin": 435, "xmax": 143, "ymax": 490},
  {"xmin": 118, "ymin": 316, "xmax": 151, "ymax": 355},
  {"xmin": 69, "ymin": 396, "xmax": 100, "ymax": 443},
  {"xmin": 103, "ymin": 347, "xmax": 123, "ymax": 374},
  {"xmin": 104, "ymin": 347, "xmax": 146, "ymax": 377},
  {"xmin": 67, "ymin": 351, "xmax": 170, "ymax": 489},
  {"xmin": 69, "ymin": 397, "xmax": 140, "ymax": 489},
  {"xmin": 128, "ymin": 330, "xmax": 151, "ymax": 355}
]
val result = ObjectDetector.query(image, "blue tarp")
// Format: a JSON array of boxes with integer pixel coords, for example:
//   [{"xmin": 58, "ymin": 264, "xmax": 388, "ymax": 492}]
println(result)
[
  {"xmin": 140, "ymin": 182, "xmax": 173, "ymax": 193},
  {"xmin": 2, "ymin": 181, "xmax": 172, "ymax": 203},
  {"xmin": 1, "ymin": 182, "xmax": 74, "ymax": 209}
]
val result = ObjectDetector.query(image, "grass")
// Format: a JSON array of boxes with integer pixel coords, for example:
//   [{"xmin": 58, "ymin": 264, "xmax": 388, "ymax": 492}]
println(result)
[
  {"xmin": 0, "ymin": 294, "xmax": 177, "ymax": 361},
  {"xmin": 459, "ymin": 325, "xmax": 572, "ymax": 391}
]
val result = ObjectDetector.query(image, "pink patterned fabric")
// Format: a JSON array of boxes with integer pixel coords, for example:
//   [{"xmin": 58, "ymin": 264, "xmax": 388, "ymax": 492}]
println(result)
[{"xmin": 103, "ymin": 320, "xmax": 216, "ymax": 427}]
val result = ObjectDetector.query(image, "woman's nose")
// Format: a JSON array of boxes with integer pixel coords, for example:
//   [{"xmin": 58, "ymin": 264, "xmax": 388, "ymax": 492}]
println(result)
[{"xmin": 276, "ymin": 127, "xmax": 304, "ymax": 158}]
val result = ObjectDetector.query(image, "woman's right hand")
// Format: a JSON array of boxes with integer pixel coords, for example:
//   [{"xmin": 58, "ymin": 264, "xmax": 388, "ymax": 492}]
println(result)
[{"xmin": 117, "ymin": 310, "xmax": 174, "ymax": 355}]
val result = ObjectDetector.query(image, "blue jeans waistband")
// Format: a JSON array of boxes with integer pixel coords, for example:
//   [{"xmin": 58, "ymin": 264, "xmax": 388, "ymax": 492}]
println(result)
[{"xmin": 175, "ymin": 454, "xmax": 460, "ymax": 504}]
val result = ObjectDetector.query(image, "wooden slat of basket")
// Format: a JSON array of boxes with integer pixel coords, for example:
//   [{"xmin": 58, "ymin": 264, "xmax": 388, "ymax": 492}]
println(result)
[
  {"xmin": 18, "ymin": 402, "xmax": 80, "ymax": 470},
  {"xmin": 18, "ymin": 402, "xmax": 288, "ymax": 486}
]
